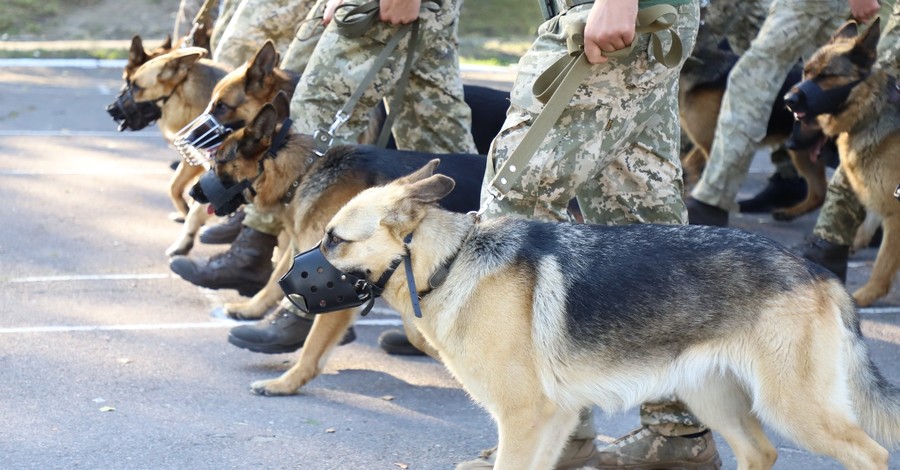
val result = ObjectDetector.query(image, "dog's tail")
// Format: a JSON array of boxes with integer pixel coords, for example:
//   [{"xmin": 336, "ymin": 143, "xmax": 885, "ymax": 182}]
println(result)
[{"xmin": 842, "ymin": 291, "xmax": 900, "ymax": 446}]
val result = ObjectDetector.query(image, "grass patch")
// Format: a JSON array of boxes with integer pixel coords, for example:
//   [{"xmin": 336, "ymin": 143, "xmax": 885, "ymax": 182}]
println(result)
[{"xmin": 0, "ymin": 0, "xmax": 102, "ymax": 37}]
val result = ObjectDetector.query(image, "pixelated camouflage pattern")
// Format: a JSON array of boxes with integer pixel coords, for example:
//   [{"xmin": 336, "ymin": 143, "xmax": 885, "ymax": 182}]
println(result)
[
  {"xmin": 593, "ymin": 424, "xmax": 719, "ymax": 467},
  {"xmin": 810, "ymin": 6, "xmax": 899, "ymax": 245},
  {"xmin": 288, "ymin": 0, "xmax": 476, "ymax": 154},
  {"xmin": 210, "ymin": 0, "xmax": 241, "ymax": 54},
  {"xmin": 480, "ymin": 2, "xmax": 699, "ymax": 226},
  {"xmin": 213, "ymin": 0, "xmax": 315, "ymax": 68},
  {"xmin": 173, "ymin": 0, "xmax": 213, "ymax": 40},
  {"xmin": 280, "ymin": 0, "xmax": 329, "ymax": 74},
  {"xmin": 690, "ymin": 0, "xmax": 850, "ymax": 211},
  {"xmin": 702, "ymin": 0, "xmax": 770, "ymax": 54}
]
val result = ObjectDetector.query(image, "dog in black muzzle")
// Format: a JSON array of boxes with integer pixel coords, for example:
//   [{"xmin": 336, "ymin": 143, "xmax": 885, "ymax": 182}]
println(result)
[
  {"xmin": 105, "ymin": 47, "xmax": 229, "ymax": 228},
  {"xmin": 784, "ymin": 18, "xmax": 900, "ymax": 307}
]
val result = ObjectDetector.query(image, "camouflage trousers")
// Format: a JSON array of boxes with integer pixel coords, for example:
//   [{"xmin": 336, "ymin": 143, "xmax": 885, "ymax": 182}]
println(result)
[
  {"xmin": 210, "ymin": 0, "xmax": 241, "ymax": 55},
  {"xmin": 691, "ymin": 0, "xmax": 850, "ymax": 211},
  {"xmin": 811, "ymin": 2, "xmax": 900, "ymax": 244},
  {"xmin": 480, "ymin": 1, "xmax": 704, "ymax": 437},
  {"xmin": 702, "ymin": 0, "xmax": 770, "ymax": 55},
  {"xmin": 212, "ymin": 0, "xmax": 315, "ymax": 68},
  {"xmin": 480, "ymin": 2, "xmax": 698, "ymax": 226},
  {"xmin": 173, "ymin": 0, "xmax": 218, "ymax": 40},
  {"xmin": 289, "ymin": 0, "xmax": 476, "ymax": 153}
]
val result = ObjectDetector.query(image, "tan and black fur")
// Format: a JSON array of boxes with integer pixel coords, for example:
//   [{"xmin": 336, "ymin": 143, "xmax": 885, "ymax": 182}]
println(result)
[
  {"xmin": 123, "ymin": 35, "xmax": 173, "ymax": 82},
  {"xmin": 313, "ymin": 160, "xmax": 900, "ymax": 469},
  {"xmin": 120, "ymin": 47, "xmax": 230, "ymax": 226},
  {"xmin": 165, "ymin": 40, "xmax": 300, "ymax": 257},
  {"xmin": 788, "ymin": 19, "xmax": 900, "ymax": 306},
  {"xmin": 679, "ymin": 27, "xmax": 828, "ymax": 220},
  {"xmin": 206, "ymin": 104, "xmax": 483, "ymax": 391}
]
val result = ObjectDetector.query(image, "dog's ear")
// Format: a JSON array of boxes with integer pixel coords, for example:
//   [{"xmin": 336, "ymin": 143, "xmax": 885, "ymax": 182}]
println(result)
[
  {"xmin": 248, "ymin": 103, "xmax": 279, "ymax": 142},
  {"xmin": 128, "ymin": 35, "xmax": 148, "ymax": 67},
  {"xmin": 160, "ymin": 34, "xmax": 173, "ymax": 51},
  {"xmin": 394, "ymin": 159, "xmax": 441, "ymax": 186},
  {"xmin": 406, "ymin": 174, "xmax": 456, "ymax": 204},
  {"xmin": 851, "ymin": 17, "xmax": 880, "ymax": 67},
  {"xmin": 830, "ymin": 21, "xmax": 858, "ymax": 43},
  {"xmin": 271, "ymin": 91, "xmax": 291, "ymax": 121},
  {"xmin": 246, "ymin": 41, "xmax": 278, "ymax": 95},
  {"xmin": 158, "ymin": 49, "xmax": 205, "ymax": 83}
]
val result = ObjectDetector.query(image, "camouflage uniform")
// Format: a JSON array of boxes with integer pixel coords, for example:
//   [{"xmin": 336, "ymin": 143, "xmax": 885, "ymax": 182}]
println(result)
[
  {"xmin": 210, "ymin": 0, "xmax": 241, "ymax": 54},
  {"xmin": 702, "ymin": 0, "xmax": 770, "ymax": 54},
  {"xmin": 212, "ymin": 0, "xmax": 315, "ymax": 68},
  {"xmin": 478, "ymin": 0, "xmax": 705, "ymax": 460},
  {"xmin": 173, "ymin": 0, "xmax": 216, "ymax": 40},
  {"xmin": 812, "ymin": 1, "xmax": 900, "ymax": 245},
  {"xmin": 690, "ymin": 0, "xmax": 851, "ymax": 211},
  {"xmin": 289, "ymin": 0, "xmax": 477, "ymax": 153}
]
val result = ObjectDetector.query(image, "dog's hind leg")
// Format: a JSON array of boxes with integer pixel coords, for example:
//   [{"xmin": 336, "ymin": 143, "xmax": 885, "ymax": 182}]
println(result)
[
  {"xmin": 250, "ymin": 309, "xmax": 357, "ymax": 396},
  {"xmin": 678, "ymin": 371, "xmax": 776, "ymax": 470},
  {"xmin": 853, "ymin": 214, "xmax": 900, "ymax": 307},
  {"xmin": 165, "ymin": 201, "xmax": 212, "ymax": 256},
  {"xmin": 492, "ymin": 401, "xmax": 580, "ymax": 470},
  {"xmin": 773, "ymin": 149, "xmax": 827, "ymax": 221}
]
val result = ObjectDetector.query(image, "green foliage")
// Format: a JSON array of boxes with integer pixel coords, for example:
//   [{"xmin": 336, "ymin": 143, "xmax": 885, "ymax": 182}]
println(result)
[
  {"xmin": 0, "ymin": 0, "xmax": 102, "ymax": 35},
  {"xmin": 459, "ymin": 0, "xmax": 543, "ymax": 38}
]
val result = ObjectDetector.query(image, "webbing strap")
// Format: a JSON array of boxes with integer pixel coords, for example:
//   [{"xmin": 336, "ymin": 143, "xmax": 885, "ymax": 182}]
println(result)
[
  {"xmin": 485, "ymin": 5, "xmax": 682, "ymax": 201},
  {"xmin": 312, "ymin": 0, "xmax": 440, "ymax": 155}
]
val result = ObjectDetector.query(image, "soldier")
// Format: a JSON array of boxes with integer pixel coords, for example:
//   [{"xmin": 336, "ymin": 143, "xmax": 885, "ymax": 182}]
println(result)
[
  {"xmin": 455, "ymin": 0, "xmax": 718, "ymax": 468},
  {"xmin": 685, "ymin": 0, "xmax": 881, "ymax": 226},
  {"xmin": 798, "ymin": 2, "xmax": 900, "ymax": 279}
]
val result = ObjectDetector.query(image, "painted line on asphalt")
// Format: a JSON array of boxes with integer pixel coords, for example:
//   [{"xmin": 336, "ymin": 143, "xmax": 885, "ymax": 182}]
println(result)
[
  {"xmin": 0, "ymin": 316, "xmax": 403, "ymax": 334},
  {"xmin": 0, "ymin": 130, "xmax": 160, "ymax": 137},
  {"xmin": 8, "ymin": 273, "xmax": 174, "ymax": 283},
  {"xmin": 0, "ymin": 168, "xmax": 170, "ymax": 176}
]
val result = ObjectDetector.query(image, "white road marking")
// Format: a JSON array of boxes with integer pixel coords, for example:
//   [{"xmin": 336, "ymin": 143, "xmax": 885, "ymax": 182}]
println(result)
[
  {"xmin": 0, "ymin": 316, "xmax": 403, "ymax": 334},
  {"xmin": 1, "ymin": 169, "xmax": 170, "ymax": 176},
  {"xmin": 8, "ymin": 273, "xmax": 173, "ymax": 282},
  {"xmin": 0, "ymin": 130, "xmax": 160, "ymax": 137}
]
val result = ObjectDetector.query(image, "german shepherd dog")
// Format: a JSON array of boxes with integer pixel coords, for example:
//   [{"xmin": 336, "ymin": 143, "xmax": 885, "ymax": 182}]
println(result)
[
  {"xmin": 122, "ymin": 35, "xmax": 174, "ymax": 82},
  {"xmin": 679, "ymin": 26, "xmax": 829, "ymax": 220},
  {"xmin": 203, "ymin": 103, "xmax": 483, "ymax": 387},
  {"xmin": 785, "ymin": 19, "xmax": 900, "ymax": 307},
  {"xmin": 166, "ymin": 40, "xmax": 299, "ymax": 257},
  {"xmin": 294, "ymin": 160, "xmax": 900, "ymax": 469},
  {"xmin": 106, "ymin": 47, "xmax": 230, "ymax": 224}
]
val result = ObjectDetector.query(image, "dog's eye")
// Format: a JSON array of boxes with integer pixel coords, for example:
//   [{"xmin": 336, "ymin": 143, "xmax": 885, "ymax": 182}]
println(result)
[{"xmin": 330, "ymin": 234, "xmax": 345, "ymax": 246}]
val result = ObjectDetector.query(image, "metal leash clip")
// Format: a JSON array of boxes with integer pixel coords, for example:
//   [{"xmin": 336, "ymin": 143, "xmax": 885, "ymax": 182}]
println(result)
[{"xmin": 313, "ymin": 110, "xmax": 351, "ymax": 156}]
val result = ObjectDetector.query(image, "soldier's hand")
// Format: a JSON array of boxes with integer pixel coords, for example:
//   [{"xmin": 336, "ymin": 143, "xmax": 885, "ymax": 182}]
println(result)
[
  {"xmin": 583, "ymin": 0, "xmax": 639, "ymax": 65},
  {"xmin": 848, "ymin": 0, "xmax": 880, "ymax": 23},
  {"xmin": 379, "ymin": 0, "xmax": 422, "ymax": 25},
  {"xmin": 323, "ymin": 0, "xmax": 345, "ymax": 25}
]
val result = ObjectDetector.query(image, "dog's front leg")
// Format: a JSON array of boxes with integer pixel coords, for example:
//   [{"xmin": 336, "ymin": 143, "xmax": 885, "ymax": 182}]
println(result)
[
  {"xmin": 488, "ymin": 402, "xmax": 580, "ymax": 470},
  {"xmin": 165, "ymin": 201, "xmax": 213, "ymax": 256},
  {"xmin": 853, "ymin": 214, "xmax": 900, "ymax": 306},
  {"xmin": 224, "ymin": 244, "xmax": 294, "ymax": 319},
  {"xmin": 250, "ymin": 309, "xmax": 356, "ymax": 395}
]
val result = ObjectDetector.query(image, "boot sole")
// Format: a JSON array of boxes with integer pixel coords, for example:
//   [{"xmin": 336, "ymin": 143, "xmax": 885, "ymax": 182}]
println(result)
[
  {"xmin": 228, "ymin": 328, "xmax": 357, "ymax": 354},
  {"xmin": 594, "ymin": 452, "xmax": 722, "ymax": 470}
]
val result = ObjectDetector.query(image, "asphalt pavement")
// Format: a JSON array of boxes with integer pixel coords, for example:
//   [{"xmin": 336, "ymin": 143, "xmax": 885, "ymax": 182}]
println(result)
[{"xmin": 1, "ymin": 61, "xmax": 899, "ymax": 470}]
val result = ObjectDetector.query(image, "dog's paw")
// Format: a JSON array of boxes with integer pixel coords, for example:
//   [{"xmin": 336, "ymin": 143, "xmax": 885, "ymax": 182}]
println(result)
[
  {"xmin": 168, "ymin": 211, "xmax": 186, "ymax": 224},
  {"xmin": 250, "ymin": 379, "xmax": 298, "ymax": 396},
  {"xmin": 853, "ymin": 285, "xmax": 885, "ymax": 308},
  {"xmin": 165, "ymin": 239, "xmax": 193, "ymax": 257},
  {"xmin": 224, "ymin": 302, "xmax": 266, "ymax": 320}
]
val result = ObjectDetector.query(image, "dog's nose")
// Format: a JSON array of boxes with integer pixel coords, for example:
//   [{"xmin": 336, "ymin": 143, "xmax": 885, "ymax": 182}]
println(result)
[{"xmin": 783, "ymin": 90, "xmax": 804, "ymax": 114}]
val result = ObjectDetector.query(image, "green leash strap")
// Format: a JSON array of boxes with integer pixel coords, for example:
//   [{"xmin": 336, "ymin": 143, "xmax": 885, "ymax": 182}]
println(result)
[
  {"xmin": 312, "ymin": 0, "xmax": 440, "ymax": 155},
  {"xmin": 485, "ymin": 4, "xmax": 682, "ymax": 201}
]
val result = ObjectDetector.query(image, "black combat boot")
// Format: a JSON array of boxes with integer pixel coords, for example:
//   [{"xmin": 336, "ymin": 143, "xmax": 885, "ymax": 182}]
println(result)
[
  {"xmin": 199, "ymin": 208, "xmax": 245, "ymax": 245},
  {"xmin": 794, "ymin": 235, "xmax": 849, "ymax": 282},
  {"xmin": 169, "ymin": 226, "xmax": 277, "ymax": 297},
  {"xmin": 228, "ymin": 305, "xmax": 356, "ymax": 354},
  {"xmin": 686, "ymin": 198, "xmax": 729, "ymax": 227},
  {"xmin": 738, "ymin": 173, "xmax": 808, "ymax": 214},
  {"xmin": 378, "ymin": 329, "xmax": 425, "ymax": 356}
]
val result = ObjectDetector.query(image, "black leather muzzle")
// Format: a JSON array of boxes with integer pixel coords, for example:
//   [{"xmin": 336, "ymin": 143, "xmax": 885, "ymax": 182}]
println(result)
[
  {"xmin": 784, "ymin": 78, "xmax": 864, "ymax": 119},
  {"xmin": 190, "ymin": 169, "xmax": 250, "ymax": 216},
  {"xmin": 280, "ymin": 244, "xmax": 379, "ymax": 315},
  {"xmin": 106, "ymin": 86, "xmax": 163, "ymax": 132}
]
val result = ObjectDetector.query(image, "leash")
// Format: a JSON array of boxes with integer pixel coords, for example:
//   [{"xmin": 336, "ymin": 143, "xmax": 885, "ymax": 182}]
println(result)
[
  {"xmin": 312, "ymin": 0, "xmax": 441, "ymax": 156},
  {"xmin": 480, "ymin": 5, "xmax": 683, "ymax": 213}
]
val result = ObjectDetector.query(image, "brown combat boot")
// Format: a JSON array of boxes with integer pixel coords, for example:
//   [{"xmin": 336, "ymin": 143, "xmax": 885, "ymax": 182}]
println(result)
[
  {"xmin": 594, "ymin": 427, "xmax": 722, "ymax": 469},
  {"xmin": 169, "ymin": 226, "xmax": 277, "ymax": 297},
  {"xmin": 455, "ymin": 437, "xmax": 600, "ymax": 469},
  {"xmin": 793, "ymin": 235, "xmax": 849, "ymax": 282}
]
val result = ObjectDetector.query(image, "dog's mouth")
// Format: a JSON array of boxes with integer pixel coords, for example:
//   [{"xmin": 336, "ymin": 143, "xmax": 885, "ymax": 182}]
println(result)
[
  {"xmin": 190, "ymin": 169, "xmax": 250, "ymax": 216},
  {"xmin": 174, "ymin": 113, "xmax": 244, "ymax": 165},
  {"xmin": 280, "ymin": 244, "xmax": 379, "ymax": 316},
  {"xmin": 106, "ymin": 86, "xmax": 163, "ymax": 132}
]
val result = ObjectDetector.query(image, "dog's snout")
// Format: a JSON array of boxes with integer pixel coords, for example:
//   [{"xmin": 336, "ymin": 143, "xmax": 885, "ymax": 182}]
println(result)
[{"xmin": 783, "ymin": 89, "xmax": 804, "ymax": 114}]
